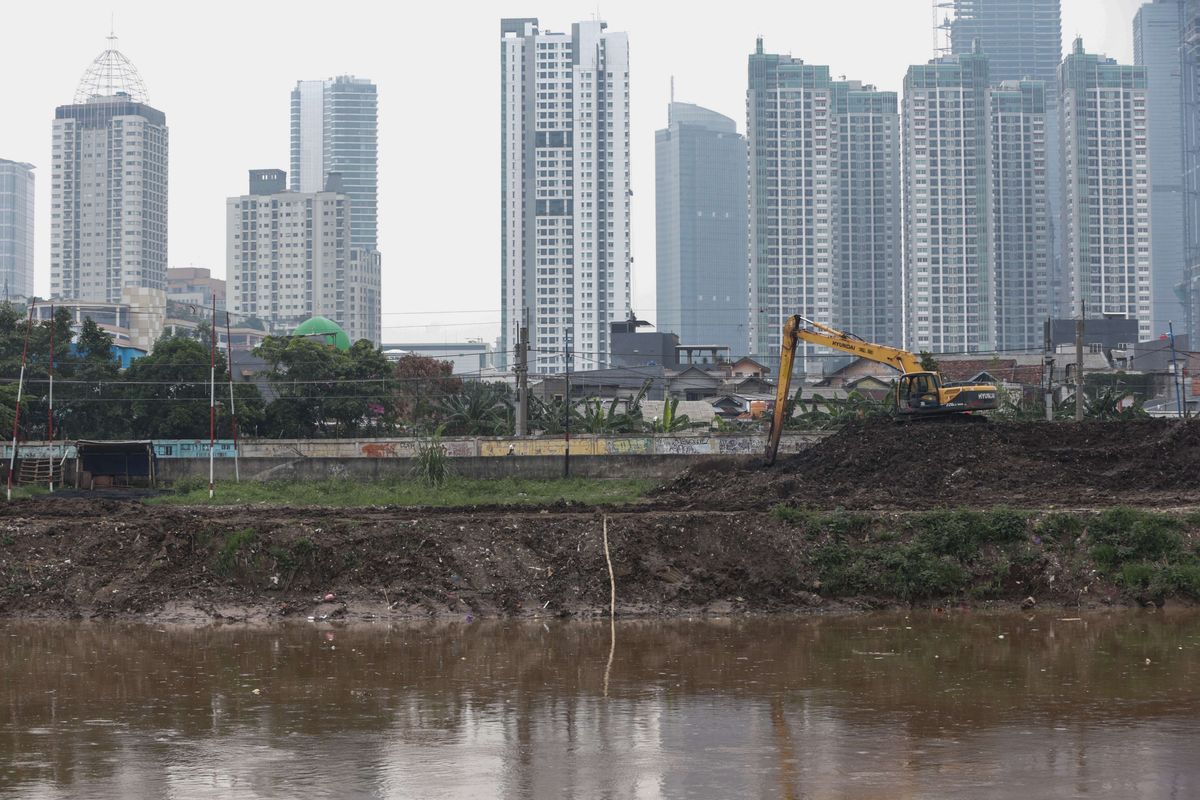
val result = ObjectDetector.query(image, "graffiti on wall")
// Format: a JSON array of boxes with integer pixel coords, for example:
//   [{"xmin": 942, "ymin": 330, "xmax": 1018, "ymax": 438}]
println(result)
[{"xmin": 6, "ymin": 433, "xmax": 829, "ymax": 461}]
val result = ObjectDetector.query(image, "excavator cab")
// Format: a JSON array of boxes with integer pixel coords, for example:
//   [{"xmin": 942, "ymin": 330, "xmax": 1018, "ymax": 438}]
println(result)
[{"xmin": 897, "ymin": 372, "xmax": 942, "ymax": 411}]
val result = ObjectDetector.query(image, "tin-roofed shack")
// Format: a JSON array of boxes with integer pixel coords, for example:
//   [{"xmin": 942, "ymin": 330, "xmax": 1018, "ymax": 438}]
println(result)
[{"xmin": 75, "ymin": 441, "xmax": 157, "ymax": 489}]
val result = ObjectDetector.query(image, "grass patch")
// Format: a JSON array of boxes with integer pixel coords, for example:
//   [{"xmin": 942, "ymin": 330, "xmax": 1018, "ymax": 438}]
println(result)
[
  {"xmin": 214, "ymin": 527, "xmax": 257, "ymax": 575},
  {"xmin": 7, "ymin": 485, "xmax": 50, "ymax": 500},
  {"xmin": 1088, "ymin": 507, "xmax": 1183, "ymax": 571},
  {"xmin": 1037, "ymin": 512, "xmax": 1084, "ymax": 544},
  {"xmin": 805, "ymin": 508, "xmax": 1031, "ymax": 602},
  {"xmin": 771, "ymin": 504, "xmax": 813, "ymax": 525},
  {"xmin": 148, "ymin": 476, "xmax": 653, "ymax": 508}
]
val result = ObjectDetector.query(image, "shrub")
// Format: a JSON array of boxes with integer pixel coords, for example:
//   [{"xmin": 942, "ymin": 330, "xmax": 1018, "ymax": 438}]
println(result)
[
  {"xmin": 1118, "ymin": 562, "xmax": 1156, "ymax": 591},
  {"xmin": 771, "ymin": 504, "xmax": 810, "ymax": 525},
  {"xmin": 412, "ymin": 436, "xmax": 451, "ymax": 488},
  {"xmin": 1089, "ymin": 508, "xmax": 1183, "ymax": 569},
  {"xmin": 215, "ymin": 528, "xmax": 256, "ymax": 575}
]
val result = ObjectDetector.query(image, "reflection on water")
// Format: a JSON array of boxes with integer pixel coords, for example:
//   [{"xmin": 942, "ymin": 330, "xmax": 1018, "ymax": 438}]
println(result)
[{"xmin": 1, "ymin": 612, "xmax": 1198, "ymax": 799}]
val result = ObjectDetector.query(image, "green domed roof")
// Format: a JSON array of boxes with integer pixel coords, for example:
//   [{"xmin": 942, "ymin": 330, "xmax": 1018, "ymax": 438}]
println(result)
[{"xmin": 292, "ymin": 316, "xmax": 351, "ymax": 351}]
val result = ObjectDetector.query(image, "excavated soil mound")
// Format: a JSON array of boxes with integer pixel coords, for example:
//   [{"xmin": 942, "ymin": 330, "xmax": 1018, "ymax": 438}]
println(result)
[{"xmin": 666, "ymin": 419, "xmax": 1200, "ymax": 510}]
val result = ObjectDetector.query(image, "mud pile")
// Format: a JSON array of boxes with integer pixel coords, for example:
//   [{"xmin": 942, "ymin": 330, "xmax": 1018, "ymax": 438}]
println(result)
[{"xmin": 667, "ymin": 418, "xmax": 1200, "ymax": 510}]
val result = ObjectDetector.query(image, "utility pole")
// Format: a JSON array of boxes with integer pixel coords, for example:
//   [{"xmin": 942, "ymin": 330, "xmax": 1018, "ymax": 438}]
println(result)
[
  {"xmin": 1169, "ymin": 320, "xmax": 1184, "ymax": 418},
  {"xmin": 1075, "ymin": 302, "xmax": 1085, "ymax": 422},
  {"xmin": 515, "ymin": 312, "xmax": 529, "ymax": 436},
  {"xmin": 1043, "ymin": 315, "xmax": 1054, "ymax": 422},
  {"xmin": 563, "ymin": 334, "xmax": 571, "ymax": 478}
]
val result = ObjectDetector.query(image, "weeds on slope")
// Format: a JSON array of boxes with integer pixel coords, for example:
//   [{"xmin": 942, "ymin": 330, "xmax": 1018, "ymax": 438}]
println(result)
[{"xmin": 770, "ymin": 503, "xmax": 1200, "ymax": 604}]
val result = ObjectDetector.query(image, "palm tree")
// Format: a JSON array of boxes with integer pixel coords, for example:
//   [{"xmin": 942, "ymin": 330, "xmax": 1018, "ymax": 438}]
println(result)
[{"xmin": 438, "ymin": 381, "xmax": 512, "ymax": 435}]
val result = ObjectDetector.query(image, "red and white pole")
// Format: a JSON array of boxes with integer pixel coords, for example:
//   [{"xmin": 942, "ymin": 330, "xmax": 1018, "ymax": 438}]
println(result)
[
  {"xmin": 47, "ymin": 304, "xmax": 55, "ymax": 492},
  {"xmin": 7, "ymin": 302, "xmax": 34, "ymax": 501},
  {"xmin": 225, "ymin": 311, "xmax": 239, "ymax": 482}
]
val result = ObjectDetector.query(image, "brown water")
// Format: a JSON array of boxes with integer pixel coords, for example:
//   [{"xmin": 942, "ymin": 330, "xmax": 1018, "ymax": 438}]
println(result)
[{"xmin": 1, "ymin": 612, "xmax": 1198, "ymax": 799}]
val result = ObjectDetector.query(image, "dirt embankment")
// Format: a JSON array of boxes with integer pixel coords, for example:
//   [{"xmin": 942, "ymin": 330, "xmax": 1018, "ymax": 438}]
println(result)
[
  {"xmin": 0, "ymin": 495, "xmax": 1196, "ymax": 621},
  {"xmin": 2, "ymin": 420, "xmax": 1199, "ymax": 621},
  {"xmin": 666, "ymin": 418, "xmax": 1200, "ymax": 511}
]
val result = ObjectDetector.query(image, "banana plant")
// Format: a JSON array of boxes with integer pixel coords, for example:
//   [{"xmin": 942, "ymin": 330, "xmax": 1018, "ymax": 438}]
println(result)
[{"xmin": 651, "ymin": 397, "xmax": 691, "ymax": 433}]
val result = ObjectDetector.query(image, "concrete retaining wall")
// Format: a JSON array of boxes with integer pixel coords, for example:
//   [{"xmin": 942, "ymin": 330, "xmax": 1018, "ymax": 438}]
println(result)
[
  {"xmin": 8, "ymin": 432, "xmax": 829, "ymax": 461},
  {"xmin": 11, "ymin": 432, "xmax": 833, "ymax": 483}
]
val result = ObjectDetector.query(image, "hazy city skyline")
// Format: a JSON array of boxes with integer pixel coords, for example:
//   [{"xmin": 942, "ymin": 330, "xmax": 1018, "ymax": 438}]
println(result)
[{"xmin": 0, "ymin": 0, "xmax": 1145, "ymax": 344}]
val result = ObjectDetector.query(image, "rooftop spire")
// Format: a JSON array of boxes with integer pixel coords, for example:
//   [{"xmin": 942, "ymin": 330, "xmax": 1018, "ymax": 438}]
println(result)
[{"xmin": 74, "ymin": 30, "xmax": 150, "ymax": 104}]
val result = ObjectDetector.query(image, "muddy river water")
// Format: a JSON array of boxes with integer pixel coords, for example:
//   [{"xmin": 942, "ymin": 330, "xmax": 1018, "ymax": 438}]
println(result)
[{"xmin": 1, "ymin": 612, "xmax": 1198, "ymax": 799}]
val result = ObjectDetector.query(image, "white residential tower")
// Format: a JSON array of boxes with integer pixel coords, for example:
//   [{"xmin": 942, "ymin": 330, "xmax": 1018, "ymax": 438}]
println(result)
[{"xmin": 500, "ymin": 18, "xmax": 632, "ymax": 373}]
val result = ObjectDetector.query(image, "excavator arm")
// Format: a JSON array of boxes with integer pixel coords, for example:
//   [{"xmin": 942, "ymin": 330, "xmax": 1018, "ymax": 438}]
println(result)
[
  {"xmin": 763, "ymin": 316, "xmax": 925, "ymax": 465},
  {"xmin": 764, "ymin": 316, "xmax": 803, "ymax": 466}
]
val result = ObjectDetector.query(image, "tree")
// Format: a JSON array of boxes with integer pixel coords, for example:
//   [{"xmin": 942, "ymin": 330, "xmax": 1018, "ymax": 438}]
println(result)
[
  {"xmin": 120, "ymin": 335, "xmax": 262, "ymax": 440},
  {"xmin": 256, "ymin": 336, "xmax": 396, "ymax": 438},
  {"xmin": 529, "ymin": 395, "xmax": 567, "ymax": 434},
  {"xmin": 53, "ymin": 317, "xmax": 125, "ymax": 440},
  {"xmin": 393, "ymin": 354, "xmax": 461, "ymax": 433},
  {"xmin": 919, "ymin": 350, "xmax": 940, "ymax": 372},
  {"xmin": 437, "ymin": 381, "xmax": 512, "ymax": 436},
  {"xmin": 573, "ymin": 380, "xmax": 650, "ymax": 434}
]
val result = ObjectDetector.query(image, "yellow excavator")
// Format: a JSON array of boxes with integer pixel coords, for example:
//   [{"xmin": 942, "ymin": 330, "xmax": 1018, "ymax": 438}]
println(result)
[{"xmin": 764, "ymin": 316, "xmax": 999, "ymax": 464}]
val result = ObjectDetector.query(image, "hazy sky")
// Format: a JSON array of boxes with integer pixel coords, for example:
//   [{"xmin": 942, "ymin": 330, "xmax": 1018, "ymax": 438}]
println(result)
[{"xmin": 0, "ymin": 0, "xmax": 1144, "ymax": 344}]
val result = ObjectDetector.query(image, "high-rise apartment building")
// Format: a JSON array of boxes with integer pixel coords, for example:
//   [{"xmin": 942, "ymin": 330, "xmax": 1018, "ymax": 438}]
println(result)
[
  {"xmin": 291, "ymin": 76, "xmax": 379, "ymax": 252},
  {"xmin": 905, "ymin": 51, "xmax": 1051, "ymax": 353},
  {"xmin": 903, "ymin": 50, "xmax": 991, "ymax": 353},
  {"xmin": 747, "ymin": 40, "xmax": 900, "ymax": 369},
  {"xmin": 226, "ymin": 169, "xmax": 380, "ymax": 345},
  {"xmin": 655, "ymin": 102, "xmax": 748, "ymax": 356},
  {"xmin": 1060, "ymin": 38, "xmax": 1152, "ymax": 340},
  {"xmin": 51, "ymin": 37, "xmax": 168, "ymax": 304},
  {"xmin": 1183, "ymin": 1, "xmax": 1200, "ymax": 341},
  {"xmin": 1135, "ymin": 0, "xmax": 1188, "ymax": 337},
  {"xmin": 987, "ymin": 80, "xmax": 1050, "ymax": 350},
  {"xmin": 951, "ymin": 0, "xmax": 1066, "ymax": 318},
  {"xmin": 500, "ymin": 18, "xmax": 631, "ymax": 373},
  {"xmin": 0, "ymin": 159, "xmax": 35, "ymax": 299}
]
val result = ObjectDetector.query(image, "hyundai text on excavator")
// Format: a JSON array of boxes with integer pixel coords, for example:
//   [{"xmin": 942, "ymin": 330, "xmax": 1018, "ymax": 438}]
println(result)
[{"xmin": 763, "ymin": 316, "xmax": 999, "ymax": 464}]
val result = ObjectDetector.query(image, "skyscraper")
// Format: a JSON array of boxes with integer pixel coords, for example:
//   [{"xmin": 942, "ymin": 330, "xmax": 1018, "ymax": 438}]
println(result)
[
  {"xmin": 227, "ymin": 169, "xmax": 380, "ymax": 345},
  {"xmin": 950, "ymin": 0, "xmax": 1062, "ymax": 85},
  {"xmin": 291, "ymin": 76, "xmax": 379, "ymax": 252},
  {"xmin": 0, "ymin": 159, "xmax": 35, "ymax": 299},
  {"xmin": 1135, "ymin": 0, "xmax": 1188, "ymax": 337},
  {"xmin": 655, "ymin": 102, "xmax": 748, "ymax": 356},
  {"xmin": 500, "ymin": 18, "xmax": 631, "ymax": 373},
  {"xmin": 987, "ymin": 80, "xmax": 1050, "ymax": 350},
  {"xmin": 903, "ymin": 49, "xmax": 991, "ymax": 353},
  {"xmin": 951, "ymin": 0, "xmax": 1067, "ymax": 318},
  {"xmin": 747, "ymin": 40, "xmax": 900, "ymax": 369},
  {"xmin": 1183, "ymin": 1, "xmax": 1200, "ymax": 342},
  {"xmin": 1060, "ymin": 38, "xmax": 1152, "ymax": 340},
  {"xmin": 51, "ymin": 36, "xmax": 168, "ymax": 304}
]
